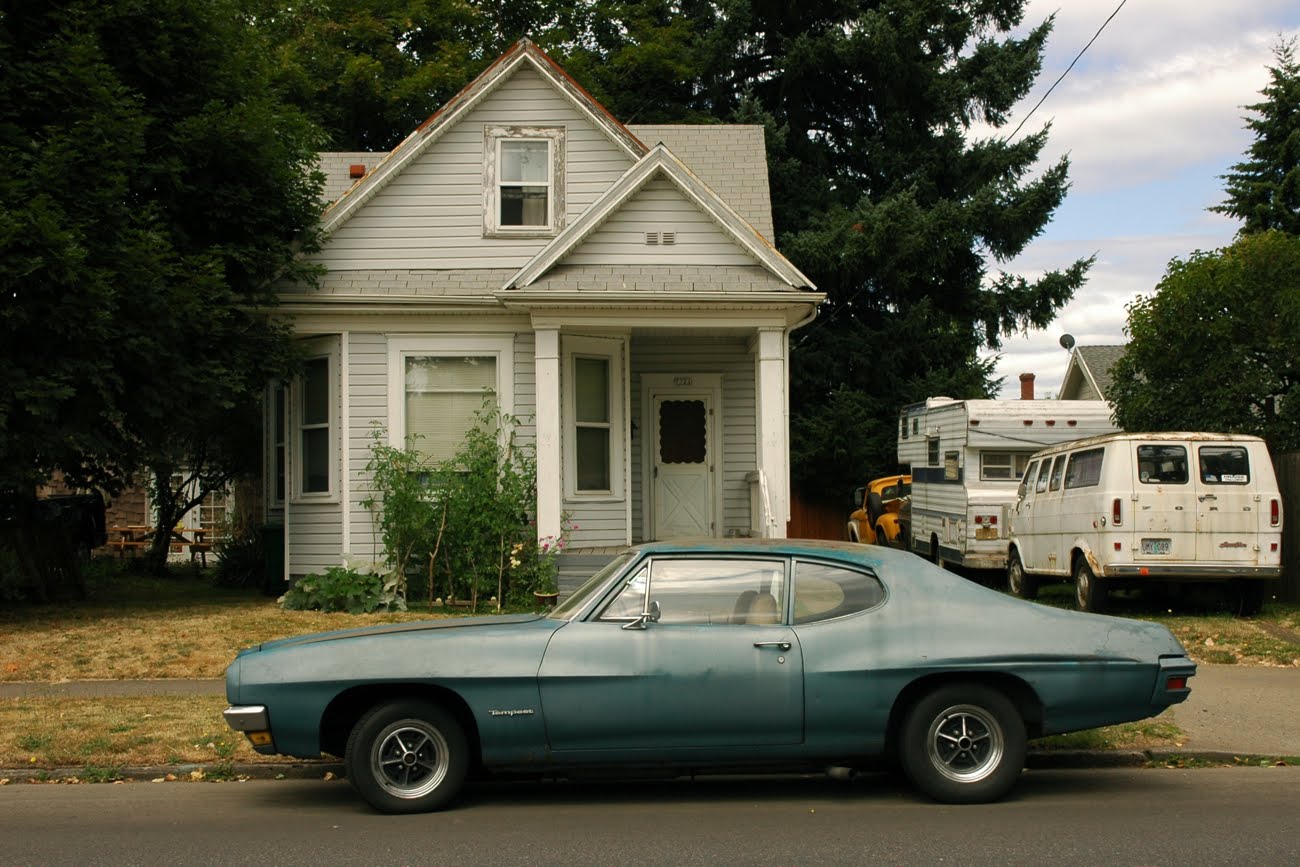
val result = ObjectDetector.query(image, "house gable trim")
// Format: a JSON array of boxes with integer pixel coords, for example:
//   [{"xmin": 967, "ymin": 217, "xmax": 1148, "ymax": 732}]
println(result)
[
  {"xmin": 321, "ymin": 39, "xmax": 646, "ymax": 235},
  {"xmin": 502, "ymin": 145, "xmax": 817, "ymax": 292}
]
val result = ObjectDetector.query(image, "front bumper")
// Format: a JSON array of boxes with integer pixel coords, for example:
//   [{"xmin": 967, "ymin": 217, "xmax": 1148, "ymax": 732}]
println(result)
[{"xmin": 223, "ymin": 705, "xmax": 276, "ymax": 753}]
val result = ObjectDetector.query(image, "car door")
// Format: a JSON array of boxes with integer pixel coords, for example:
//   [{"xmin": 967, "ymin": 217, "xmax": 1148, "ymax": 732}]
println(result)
[{"xmin": 537, "ymin": 555, "xmax": 804, "ymax": 751}]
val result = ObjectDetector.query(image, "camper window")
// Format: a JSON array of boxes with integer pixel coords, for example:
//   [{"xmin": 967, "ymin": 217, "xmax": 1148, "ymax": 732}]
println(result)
[
  {"xmin": 927, "ymin": 438, "xmax": 940, "ymax": 466},
  {"xmin": 1137, "ymin": 445, "xmax": 1188, "ymax": 484},
  {"xmin": 981, "ymin": 452, "xmax": 1031, "ymax": 481},
  {"xmin": 1199, "ymin": 446, "xmax": 1251, "ymax": 484},
  {"xmin": 1065, "ymin": 448, "xmax": 1104, "ymax": 489}
]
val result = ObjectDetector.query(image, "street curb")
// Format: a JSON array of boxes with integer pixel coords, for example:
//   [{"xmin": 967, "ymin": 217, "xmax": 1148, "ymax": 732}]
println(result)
[{"xmin": 2, "ymin": 751, "xmax": 1289, "ymax": 784}]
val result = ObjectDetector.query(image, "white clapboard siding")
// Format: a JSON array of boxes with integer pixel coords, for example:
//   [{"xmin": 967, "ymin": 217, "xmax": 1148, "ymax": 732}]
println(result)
[
  {"xmin": 346, "ymin": 332, "xmax": 389, "ymax": 562},
  {"xmin": 629, "ymin": 336, "xmax": 757, "ymax": 542},
  {"xmin": 562, "ymin": 178, "xmax": 757, "ymax": 268},
  {"xmin": 289, "ymin": 504, "xmax": 344, "ymax": 578},
  {"xmin": 308, "ymin": 67, "xmax": 634, "ymax": 273}
]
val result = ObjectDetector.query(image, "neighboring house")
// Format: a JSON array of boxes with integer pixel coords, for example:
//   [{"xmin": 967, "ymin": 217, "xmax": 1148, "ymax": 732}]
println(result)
[
  {"xmin": 266, "ymin": 39, "xmax": 823, "ymax": 582},
  {"xmin": 1058, "ymin": 345, "xmax": 1126, "ymax": 401}
]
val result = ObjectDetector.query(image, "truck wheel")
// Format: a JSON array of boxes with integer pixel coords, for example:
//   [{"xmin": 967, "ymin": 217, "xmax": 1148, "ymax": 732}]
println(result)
[
  {"xmin": 1007, "ymin": 551, "xmax": 1038, "ymax": 600},
  {"xmin": 1073, "ymin": 558, "xmax": 1107, "ymax": 613},
  {"xmin": 899, "ymin": 683, "xmax": 1026, "ymax": 804}
]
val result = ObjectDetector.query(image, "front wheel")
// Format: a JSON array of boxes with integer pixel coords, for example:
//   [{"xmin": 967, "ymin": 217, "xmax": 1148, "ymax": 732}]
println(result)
[
  {"xmin": 345, "ymin": 700, "xmax": 468, "ymax": 814},
  {"xmin": 1007, "ymin": 551, "xmax": 1038, "ymax": 600},
  {"xmin": 1073, "ymin": 557, "xmax": 1107, "ymax": 613},
  {"xmin": 899, "ymin": 684, "xmax": 1026, "ymax": 804}
]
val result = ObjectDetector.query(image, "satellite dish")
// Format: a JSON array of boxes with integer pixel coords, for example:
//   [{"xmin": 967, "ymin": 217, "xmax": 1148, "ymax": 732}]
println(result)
[{"xmin": 1059, "ymin": 333, "xmax": 1076, "ymax": 351}]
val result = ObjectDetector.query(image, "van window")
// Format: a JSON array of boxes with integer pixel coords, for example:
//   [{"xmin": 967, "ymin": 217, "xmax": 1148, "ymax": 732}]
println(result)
[
  {"xmin": 1049, "ymin": 455, "xmax": 1066, "ymax": 491},
  {"xmin": 981, "ymin": 452, "xmax": 1031, "ymax": 481},
  {"xmin": 1034, "ymin": 460, "xmax": 1051, "ymax": 493},
  {"xmin": 1065, "ymin": 448, "xmax": 1104, "ymax": 489},
  {"xmin": 1137, "ymin": 445, "xmax": 1188, "ymax": 484},
  {"xmin": 1018, "ymin": 461, "xmax": 1039, "ymax": 499},
  {"xmin": 1199, "ymin": 446, "xmax": 1251, "ymax": 484}
]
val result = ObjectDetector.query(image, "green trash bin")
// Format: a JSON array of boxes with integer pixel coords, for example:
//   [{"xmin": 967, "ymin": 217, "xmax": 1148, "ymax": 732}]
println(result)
[{"xmin": 259, "ymin": 524, "xmax": 285, "ymax": 596}]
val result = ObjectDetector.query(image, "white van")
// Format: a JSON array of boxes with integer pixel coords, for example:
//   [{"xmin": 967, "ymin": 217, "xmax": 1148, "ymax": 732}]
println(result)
[{"xmin": 1007, "ymin": 433, "xmax": 1282, "ymax": 613}]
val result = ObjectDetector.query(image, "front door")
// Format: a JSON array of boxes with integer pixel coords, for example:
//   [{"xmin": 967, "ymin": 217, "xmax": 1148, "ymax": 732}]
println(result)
[{"xmin": 651, "ymin": 392, "xmax": 714, "ymax": 538}]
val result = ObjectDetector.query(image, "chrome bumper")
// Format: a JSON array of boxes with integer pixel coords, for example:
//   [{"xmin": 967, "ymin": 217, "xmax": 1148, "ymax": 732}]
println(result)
[{"xmin": 223, "ymin": 705, "xmax": 269, "ymax": 732}]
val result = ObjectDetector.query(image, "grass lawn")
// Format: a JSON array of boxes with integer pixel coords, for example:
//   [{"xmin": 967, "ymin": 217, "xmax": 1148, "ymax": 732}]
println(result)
[{"xmin": 2, "ymin": 559, "xmax": 1297, "ymax": 773}]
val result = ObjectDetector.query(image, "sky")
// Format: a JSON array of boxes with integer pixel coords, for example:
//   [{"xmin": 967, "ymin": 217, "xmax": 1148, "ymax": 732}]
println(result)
[{"xmin": 980, "ymin": 0, "xmax": 1300, "ymax": 398}]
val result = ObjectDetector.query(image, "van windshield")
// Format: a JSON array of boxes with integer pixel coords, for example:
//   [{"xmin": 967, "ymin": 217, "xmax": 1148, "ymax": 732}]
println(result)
[
  {"xmin": 1137, "ymin": 445, "xmax": 1188, "ymax": 484},
  {"xmin": 1199, "ymin": 446, "xmax": 1251, "ymax": 484}
]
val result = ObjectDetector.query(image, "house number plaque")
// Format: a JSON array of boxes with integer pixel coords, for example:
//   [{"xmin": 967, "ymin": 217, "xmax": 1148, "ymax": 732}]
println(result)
[{"xmin": 673, "ymin": 376, "xmax": 693, "ymax": 386}]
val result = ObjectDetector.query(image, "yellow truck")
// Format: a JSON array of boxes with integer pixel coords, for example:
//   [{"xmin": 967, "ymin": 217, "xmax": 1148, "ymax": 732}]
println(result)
[{"xmin": 848, "ymin": 474, "xmax": 911, "ymax": 547}]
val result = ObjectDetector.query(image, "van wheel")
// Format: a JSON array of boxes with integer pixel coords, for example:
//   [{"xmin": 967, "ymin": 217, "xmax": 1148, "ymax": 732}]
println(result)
[
  {"xmin": 1073, "ymin": 558, "xmax": 1107, "ymax": 613},
  {"xmin": 1007, "ymin": 551, "xmax": 1038, "ymax": 600}
]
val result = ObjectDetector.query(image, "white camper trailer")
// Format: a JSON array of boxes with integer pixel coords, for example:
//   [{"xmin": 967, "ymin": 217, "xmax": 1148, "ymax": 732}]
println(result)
[{"xmin": 897, "ymin": 397, "xmax": 1119, "ymax": 570}]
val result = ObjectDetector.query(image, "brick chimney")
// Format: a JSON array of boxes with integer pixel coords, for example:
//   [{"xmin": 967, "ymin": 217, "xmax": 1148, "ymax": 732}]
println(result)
[{"xmin": 1019, "ymin": 372, "xmax": 1036, "ymax": 400}]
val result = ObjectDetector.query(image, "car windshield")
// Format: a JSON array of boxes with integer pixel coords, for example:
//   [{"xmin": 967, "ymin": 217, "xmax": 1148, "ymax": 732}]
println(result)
[{"xmin": 547, "ymin": 552, "xmax": 635, "ymax": 621}]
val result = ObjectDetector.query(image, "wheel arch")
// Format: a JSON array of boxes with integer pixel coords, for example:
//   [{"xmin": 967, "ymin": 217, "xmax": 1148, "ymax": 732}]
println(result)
[
  {"xmin": 884, "ymin": 672, "xmax": 1046, "ymax": 752},
  {"xmin": 320, "ymin": 684, "xmax": 482, "ymax": 770}
]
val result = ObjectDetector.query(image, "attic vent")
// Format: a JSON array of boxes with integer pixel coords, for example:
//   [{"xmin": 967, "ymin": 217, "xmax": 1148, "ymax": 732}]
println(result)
[
  {"xmin": 645, "ymin": 231, "xmax": 659, "ymax": 245},
  {"xmin": 348, "ymin": 164, "xmax": 366, "ymax": 179},
  {"xmin": 644, "ymin": 231, "xmax": 677, "ymax": 246}
]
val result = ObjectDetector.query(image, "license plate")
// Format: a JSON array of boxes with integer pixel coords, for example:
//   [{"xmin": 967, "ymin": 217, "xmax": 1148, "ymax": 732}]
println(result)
[
  {"xmin": 1141, "ymin": 538, "xmax": 1171, "ymax": 555},
  {"xmin": 975, "ymin": 527, "xmax": 999, "ymax": 540}
]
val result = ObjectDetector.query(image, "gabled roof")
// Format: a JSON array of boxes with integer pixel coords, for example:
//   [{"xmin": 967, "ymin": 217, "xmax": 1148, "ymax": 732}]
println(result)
[
  {"xmin": 1060, "ymin": 344, "xmax": 1126, "ymax": 400},
  {"xmin": 503, "ymin": 144, "xmax": 816, "ymax": 293},
  {"xmin": 320, "ymin": 39, "xmax": 647, "ymax": 235}
]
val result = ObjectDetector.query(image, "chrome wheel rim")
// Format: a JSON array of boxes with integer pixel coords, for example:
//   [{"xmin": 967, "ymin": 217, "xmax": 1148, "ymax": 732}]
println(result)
[
  {"xmin": 1075, "ymin": 566, "xmax": 1090, "ymax": 608},
  {"xmin": 926, "ymin": 704, "xmax": 1004, "ymax": 783},
  {"xmin": 372, "ymin": 720, "xmax": 450, "ymax": 799}
]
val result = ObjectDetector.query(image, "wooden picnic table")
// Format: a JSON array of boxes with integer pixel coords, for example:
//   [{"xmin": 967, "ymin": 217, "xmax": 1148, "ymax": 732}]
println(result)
[{"xmin": 107, "ymin": 525, "xmax": 220, "ymax": 563}]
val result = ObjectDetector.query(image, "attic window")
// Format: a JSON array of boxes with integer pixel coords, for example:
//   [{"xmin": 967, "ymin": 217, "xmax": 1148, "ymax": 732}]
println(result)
[{"xmin": 484, "ymin": 126, "xmax": 565, "ymax": 238}]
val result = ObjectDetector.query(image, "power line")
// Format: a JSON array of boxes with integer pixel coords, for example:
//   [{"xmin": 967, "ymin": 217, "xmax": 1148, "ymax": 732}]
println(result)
[{"xmin": 1006, "ymin": 0, "xmax": 1130, "ymax": 143}]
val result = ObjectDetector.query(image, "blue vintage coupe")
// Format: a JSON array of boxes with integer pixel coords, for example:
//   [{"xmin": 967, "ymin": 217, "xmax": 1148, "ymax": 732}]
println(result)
[{"xmin": 223, "ymin": 539, "xmax": 1195, "ymax": 813}]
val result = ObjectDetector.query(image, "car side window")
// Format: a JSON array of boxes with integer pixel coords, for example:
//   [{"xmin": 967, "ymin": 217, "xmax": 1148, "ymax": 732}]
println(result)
[
  {"xmin": 793, "ymin": 560, "xmax": 885, "ymax": 624},
  {"xmin": 1034, "ymin": 460, "xmax": 1051, "ymax": 494},
  {"xmin": 1049, "ymin": 455, "xmax": 1066, "ymax": 492},
  {"xmin": 598, "ymin": 557, "xmax": 786, "ymax": 625}
]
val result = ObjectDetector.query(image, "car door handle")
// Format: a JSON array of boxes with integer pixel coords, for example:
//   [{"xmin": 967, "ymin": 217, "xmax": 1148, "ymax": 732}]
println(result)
[{"xmin": 753, "ymin": 641, "xmax": 792, "ymax": 651}]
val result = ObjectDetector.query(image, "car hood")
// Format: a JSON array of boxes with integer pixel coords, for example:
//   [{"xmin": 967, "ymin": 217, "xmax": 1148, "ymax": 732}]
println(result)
[{"xmin": 237, "ymin": 612, "xmax": 546, "ymax": 658}]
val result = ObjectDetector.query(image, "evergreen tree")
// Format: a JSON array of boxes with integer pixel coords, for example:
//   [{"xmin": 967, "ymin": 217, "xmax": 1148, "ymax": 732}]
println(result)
[{"xmin": 1212, "ymin": 39, "xmax": 1300, "ymax": 236}]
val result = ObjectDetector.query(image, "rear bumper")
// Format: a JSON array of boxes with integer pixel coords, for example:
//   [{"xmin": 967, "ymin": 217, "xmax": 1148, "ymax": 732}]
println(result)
[
  {"xmin": 1103, "ymin": 564, "xmax": 1282, "ymax": 581},
  {"xmin": 1152, "ymin": 656, "xmax": 1196, "ymax": 706}
]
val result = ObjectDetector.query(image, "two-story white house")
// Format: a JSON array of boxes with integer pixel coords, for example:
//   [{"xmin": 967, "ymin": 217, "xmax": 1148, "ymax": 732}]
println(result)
[{"xmin": 267, "ymin": 39, "xmax": 823, "ymax": 583}]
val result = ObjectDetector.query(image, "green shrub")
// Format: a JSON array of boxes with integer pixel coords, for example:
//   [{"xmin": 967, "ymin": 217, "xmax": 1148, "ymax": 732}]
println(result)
[
  {"xmin": 278, "ymin": 562, "xmax": 406, "ymax": 614},
  {"xmin": 213, "ymin": 523, "xmax": 264, "ymax": 589}
]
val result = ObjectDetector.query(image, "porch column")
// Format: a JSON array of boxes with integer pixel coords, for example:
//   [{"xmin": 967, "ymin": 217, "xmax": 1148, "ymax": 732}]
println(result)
[
  {"xmin": 534, "ymin": 327, "xmax": 563, "ymax": 542},
  {"xmin": 754, "ymin": 327, "xmax": 789, "ymax": 538}
]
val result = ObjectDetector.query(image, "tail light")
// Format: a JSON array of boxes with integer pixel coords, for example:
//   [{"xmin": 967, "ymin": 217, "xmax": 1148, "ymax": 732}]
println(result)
[
  {"xmin": 1270, "ymin": 499, "xmax": 1280, "ymax": 527},
  {"xmin": 1112, "ymin": 498, "xmax": 1122, "ymax": 527},
  {"xmin": 974, "ymin": 514, "xmax": 998, "ymax": 526}
]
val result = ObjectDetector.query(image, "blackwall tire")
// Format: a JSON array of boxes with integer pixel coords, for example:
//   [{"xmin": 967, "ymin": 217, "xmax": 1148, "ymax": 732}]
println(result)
[
  {"xmin": 345, "ymin": 700, "xmax": 468, "ymax": 814},
  {"xmin": 899, "ymin": 683, "xmax": 1026, "ymax": 804},
  {"xmin": 1007, "ymin": 551, "xmax": 1038, "ymax": 600},
  {"xmin": 1073, "ymin": 558, "xmax": 1107, "ymax": 613}
]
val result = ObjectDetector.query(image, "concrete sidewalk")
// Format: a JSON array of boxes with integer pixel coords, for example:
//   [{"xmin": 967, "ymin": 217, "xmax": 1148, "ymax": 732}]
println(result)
[{"xmin": 2, "ymin": 664, "xmax": 1296, "ymax": 780}]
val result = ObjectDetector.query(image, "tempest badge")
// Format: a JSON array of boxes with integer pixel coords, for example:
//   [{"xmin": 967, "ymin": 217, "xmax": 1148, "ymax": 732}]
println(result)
[
  {"xmin": 1218, "ymin": 541, "xmax": 1248, "ymax": 549},
  {"xmin": 489, "ymin": 709, "xmax": 536, "ymax": 717}
]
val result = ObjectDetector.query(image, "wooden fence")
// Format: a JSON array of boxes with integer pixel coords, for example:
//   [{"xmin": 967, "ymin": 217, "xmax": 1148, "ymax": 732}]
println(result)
[
  {"xmin": 787, "ymin": 491, "xmax": 849, "ymax": 542},
  {"xmin": 1274, "ymin": 451, "xmax": 1300, "ymax": 602}
]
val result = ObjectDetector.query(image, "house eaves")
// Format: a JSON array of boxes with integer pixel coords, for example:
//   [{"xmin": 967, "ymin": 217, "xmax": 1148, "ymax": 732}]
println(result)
[
  {"xmin": 319, "ymin": 38, "xmax": 647, "ymax": 236},
  {"xmin": 501, "ymin": 144, "xmax": 818, "ymax": 293}
]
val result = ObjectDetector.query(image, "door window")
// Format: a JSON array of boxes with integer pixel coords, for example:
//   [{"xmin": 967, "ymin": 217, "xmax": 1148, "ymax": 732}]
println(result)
[
  {"xmin": 1137, "ymin": 445, "xmax": 1188, "ymax": 484},
  {"xmin": 598, "ymin": 557, "xmax": 786, "ymax": 625},
  {"xmin": 1034, "ymin": 460, "xmax": 1051, "ymax": 494},
  {"xmin": 1049, "ymin": 455, "xmax": 1066, "ymax": 491},
  {"xmin": 1018, "ymin": 460, "xmax": 1039, "ymax": 500},
  {"xmin": 1065, "ymin": 448, "xmax": 1105, "ymax": 489},
  {"xmin": 1198, "ymin": 446, "xmax": 1250, "ymax": 484},
  {"xmin": 659, "ymin": 400, "xmax": 707, "ymax": 463}
]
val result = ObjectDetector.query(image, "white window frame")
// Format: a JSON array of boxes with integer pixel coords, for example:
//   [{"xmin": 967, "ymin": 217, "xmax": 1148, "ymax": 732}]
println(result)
[
  {"xmin": 483, "ymin": 125, "xmax": 565, "ymax": 238},
  {"xmin": 387, "ymin": 335, "xmax": 515, "ymax": 461},
  {"xmin": 266, "ymin": 380, "xmax": 288, "ymax": 509},
  {"xmin": 292, "ymin": 339, "xmax": 339, "ymax": 503},
  {"xmin": 563, "ymin": 336, "xmax": 624, "ymax": 500},
  {"xmin": 980, "ymin": 451, "xmax": 1032, "ymax": 481}
]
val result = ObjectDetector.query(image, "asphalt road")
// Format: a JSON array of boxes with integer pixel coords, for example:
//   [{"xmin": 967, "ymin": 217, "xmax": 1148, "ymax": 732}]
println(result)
[{"xmin": 2, "ymin": 768, "xmax": 1295, "ymax": 865}]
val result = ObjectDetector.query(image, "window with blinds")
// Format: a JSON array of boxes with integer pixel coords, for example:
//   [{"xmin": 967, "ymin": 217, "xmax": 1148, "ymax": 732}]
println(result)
[
  {"xmin": 574, "ymin": 356, "xmax": 611, "ymax": 491},
  {"xmin": 404, "ymin": 356, "xmax": 497, "ymax": 464}
]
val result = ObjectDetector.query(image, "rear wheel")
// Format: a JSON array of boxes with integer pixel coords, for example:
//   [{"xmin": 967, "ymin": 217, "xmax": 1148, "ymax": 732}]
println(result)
[
  {"xmin": 1227, "ymin": 580, "xmax": 1267, "ymax": 616},
  {"xmin": 345, "ymin": 699, "xmax": 468, "ymax": 814},
  {"xmin": 1073, "ymin": 557, "xmax": 1107, "ymax": 613},
  {"xmin": 899, "ymin": 683, "xmax": 1026, "ymax": 804},
  {"xmin": 1007, "ymin": 551, "xmax": 1038, "ymax": 600}
]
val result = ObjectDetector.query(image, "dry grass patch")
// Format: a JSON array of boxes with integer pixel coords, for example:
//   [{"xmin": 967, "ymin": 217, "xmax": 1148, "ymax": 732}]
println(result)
[
  {"xmin": 0, "ymin": 695, "xmax": 300, "ymax": 770},
  {"xmin": 0, "ymin": 568, "xmax": 460, "ymax": 683}
]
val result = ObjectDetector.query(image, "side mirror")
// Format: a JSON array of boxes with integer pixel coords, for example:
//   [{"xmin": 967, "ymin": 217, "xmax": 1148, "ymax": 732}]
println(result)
[
  {"xmin": 851, "ymin": 487, "xmax": 866, "ymax": 509},
  {"xmin": 622, "ymin": 599, "xmax": 662, "ymax": 630}
]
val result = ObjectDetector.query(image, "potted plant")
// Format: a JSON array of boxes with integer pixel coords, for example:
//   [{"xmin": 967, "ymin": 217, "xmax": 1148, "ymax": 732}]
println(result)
[{"xmin": 530, "ymin": 534, "xmax": 564, "ymax": 606}]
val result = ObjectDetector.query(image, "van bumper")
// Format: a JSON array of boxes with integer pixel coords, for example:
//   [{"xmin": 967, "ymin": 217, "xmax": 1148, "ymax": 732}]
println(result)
[{"xmin": 1103, "ymin": 564, "xmax": 1282, "ymax": 581}]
